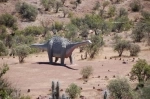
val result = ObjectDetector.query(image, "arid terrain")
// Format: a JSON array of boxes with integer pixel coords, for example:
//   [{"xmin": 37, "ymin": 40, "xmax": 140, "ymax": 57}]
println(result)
[{"xmin": 0, "ymin": 0, "xmax": 150, "ymax": 99}]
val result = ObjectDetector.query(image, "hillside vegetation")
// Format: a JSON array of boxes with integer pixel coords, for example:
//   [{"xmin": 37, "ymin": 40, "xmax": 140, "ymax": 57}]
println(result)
[{"xmin": 0, "ymin": 0, "xmax": 150, "ymax": 98}]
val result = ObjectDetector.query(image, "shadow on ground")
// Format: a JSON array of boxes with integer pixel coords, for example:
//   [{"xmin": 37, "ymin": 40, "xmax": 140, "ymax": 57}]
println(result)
[{"xmin": 36, "ymin": 62, "xmax": 78, "ymax": 70}]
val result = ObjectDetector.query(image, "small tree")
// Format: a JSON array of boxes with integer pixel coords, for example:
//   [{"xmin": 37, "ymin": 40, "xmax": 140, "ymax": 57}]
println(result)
[
  {"xmin": 66, "ymin": 83, "xmax": 81, "ymax": 99},
  {"xmin": 51, "ymin": 21, "xmax": 63, "ymax": 33},
  {"xmin": 129, "ymin": 44, "xmax": 141, "ymax": 56},
  {"xmin": 107, "ymin": 78, "xmax": 134, "ymax": 99},
  {"xmin": 130, "ymin": 59, "xmax": 150, "ymax": 87},
  {"xmin": 41, "ymin": 19, "xmax": 51, "ymax": 37},
  {"xmin": 86, "ymin": 35, "xmax": 104, "ymax": 58},
  {"xmin": 80, "ymin": 66, "xmax": 93, "ymax": 79},
  {"xmin": 23, "ymin": 26, "xmax": 44, "ymax": 36},
  {"xmin": 130, "ymin": 0, "xmax": 141, "ymax": 12},
  {"xmin": 40, "ymin": 0, "xmax": 55, "ymax": 11},
  {"xmin": 0, "ymin": 40, "xmax": 8, "ymax": 56},
  {"xmin": 55, "ymin": 1, "xmax": 63, "ymax": 13},
  {"xmin": 93, "ymin": 1, "xmax": 100, "ymax": 10},
  {"xmin": 102, "ymin": 1, "xmax": 109, "ymax": 10},
  {"xmin": 61, "ymin": 0, "xmax": 66, "ymax": 5},
  {"xmin": 114, "ymin": 40, "xmax": 130, "ymax": 57},
  {"xmin": 15, "ymin": 45, "xmax": 30, "ymax": 63},
  {"xmin": 118, "ymin": 8, "xmax": 128, "ymax": 17},
  {"xmin": 62, "ymin": 7, "xmax": 69, "ymax": 18},
  {"xmin": 0, "ymin": 25, "xmax": 7, "ymax": 41},
  {"xmin": 131, "ymin": 22, "xmax": 145, "ymax": 42},
  {"xmin": 16, "ymin": 2, "xmax": 38, "ymax": 21},
  {"xmin": 108, "ymin": 6, "xmax": 116, "ymax": 18},
  {"xmin": 0, "ymin": 13, "xmax": 16, "ymax": 28}
]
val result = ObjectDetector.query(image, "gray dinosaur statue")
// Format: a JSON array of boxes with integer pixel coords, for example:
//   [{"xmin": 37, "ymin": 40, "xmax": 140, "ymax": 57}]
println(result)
[{"xmin": 31, "ymin": 36, "xmax": 92, "ymax": 65}]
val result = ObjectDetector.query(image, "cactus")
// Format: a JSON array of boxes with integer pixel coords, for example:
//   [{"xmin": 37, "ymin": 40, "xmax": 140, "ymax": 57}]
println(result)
[
  {"xmin": 104, "ymin": 91, "xmax": 107, "ymax": 99},
  {"xmin": 56, "ymin": 82, "xmax": 59, "ymax": 99},
  {"xmin": 52, "ymin": 81, "xmax": 55, "ymax": 98},
  {"xmin": 51, "ymin": 81, "xmax": 69, "ymax": 99}
]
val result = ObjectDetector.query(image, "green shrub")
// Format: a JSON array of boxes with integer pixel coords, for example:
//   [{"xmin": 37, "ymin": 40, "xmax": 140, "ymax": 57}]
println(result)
[
  {"xmin": 0, "ymin": 40, "xmax": 8, "ymax": 56},
  {"xmin": 141, "ymin": 85, "xmax": 150, "ymax": 99},
  {"xmin": 40, "ymin": 0, "xmax": 55, "ymax": 11},
  {"xmin": 15, "ymin": 45, "xmax": 30, "ymax": 63},
  {"xmin": 0, "ymin": 64, "xmax": 19, "ymax": 99},
  {"xmin": 86, "ymin": 35, "xmax": 104, "ymax": 58},
  {"xmin": 0, "ymin": 13, "xmax": 16, "ymax": 27},
  {"xmin": 12, "ymin": 34, "xmax": 35, "ymax": 45},
  {"xmin": 131, "ymin": 22, "xmax": 145, "ymax": 42},
  {"xmin": 20, "ymin": 95, "xmax": 31, "ymax": 99},
  {"xmin": 130, "ymin": 59, "xmax": 150, "ymax": 86},
  {"xmin": 23, "ymin": 26, "xmax": 44, "ymax": 36},
  {"xmin": 55, "ymin": 1, "xmax": 63, "ymax": 13},
  {"xmin": 51, "ymin": 21, "xmax": 63, "ymax": 33},
  {"xmin": 112, "ymin": 16, "xmax": 132, "ymax": 32},
  {"xmin": 129, "ymin": 44, "xmax": 140, "ymax": 56},
  {"xmin": 114, "ymin": 40, "xmax": 130, "ymax": 57},
  {"xmin": 93, "ymin": 1, "xmax": 100, "ymax": 10},
  {"xmin": 16, "ymin": 2, "xmax": 38, "ymax": 21},
  {"xmin": 0, "ymin": 25, "xmax": 7, "ymax": 40},
  {"xmin": 108, "ymin": 6, "xmax": 116, "ymax": 17},
  {"xmin": 66, "ymin": 83, "xmax": 81, "ymax": 99},
  {"xmin": 107, "ymin": 78, "xmax": 134, "ymax": 99},
  {"xmin": 130, "ymin": 0, "xmax": 141, "ymax": 12},
  {"xmin": 80, "ymin": 66, "xmax": 93, "ymax": 79},
  {"xmin": 118, "ymin": 8, "xmax": 128, "ymax": 17},
  {"xmin": 64, "ymin": 23, "xmax": 78, "ymax": 41}
]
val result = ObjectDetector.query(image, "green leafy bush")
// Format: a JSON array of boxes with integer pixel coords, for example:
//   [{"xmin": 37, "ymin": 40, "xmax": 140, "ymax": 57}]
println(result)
[
  {"xmin": 40, "ymin": 0, "xmax": 55, "ymax": 11},
  {"xmin": 129, "ymin": 44, "xmax": 140, "ymax": 56},
  {"xmin": 107, "ymin": 78, "xmax": 134, "ymax": 99},
  {"xmin": 86, "ymin": 35, "xmax": 104, "ymax": 58},
  {"xmin": 131, "ymin": 22, "xmax": 145, "ymax": 42},
  {"xmin": 51, "ymin": 21, "xmax": 63, "ymax": 33},
  {"xmin": 64, "ymin": 23, "xmax": 78, "ymax": 41},
  {"xmin": 130, "ymin": 59, "xmax": 150, "ymax": 87},
  {"xmin": 93, "ymin": 1, "xmax": 100, "ymax": 10},
  {"xmin": 118, "ymin": 8, "xmax": 128, "ymax": 17},
  {"xmin": 23, "ymin": 26, "xmax": 44, "ymax": 36},
  {"xmin": 112, "ymin": 16, "xmax": 132, "ymax": 32},
  {"xmin": 0, "ymin": 25, "xmax": 7, "ymax": 40},
  {"xmin": 16, "ymin": 2, "xmax": 38, "ymax": 21},
  {"xmin": 108, "ymin": 6, "xmax": 116, "ymax": 17},
  {"xmin": 12, "ymin": 34, "xmax": 35, "ymax": 45},
  {"xmin": 114, "ymin": 40, "xmax": 130, "ymax": 57},
  {"xmin": 15, "ymin": 45, "xmax": 31, "ymax": 63},
  {"xmin": 0, "ymin": 40, "xmax": 8, "ymax": 56},
  {"xmin": 130, "ymin": 0, "xmax": 141, "ymax": 12},
  {"xmin": 0, "ymin": 13, "xmax": 16, "ymax": 27},
  {"xmin": 66, "ymin": 83, "xmax": 81, "ymax": 99},
  {"xmin": 80, "ymin": 66, "xmax": 93, "ymax": 79}
]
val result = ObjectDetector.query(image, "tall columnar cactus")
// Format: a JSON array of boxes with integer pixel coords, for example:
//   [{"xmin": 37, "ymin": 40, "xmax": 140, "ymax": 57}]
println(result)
[
  {"xmin": 52, "ymin": 81, "xmax": 55, "ymax": 98},
  {"xmin": 104, "ymin": 91, "xmax": 107, "ymax": 99},
  {"xmin": 51, "ymin": 81, "xmax": 69, "ymax": 99},
  {"xmin": 56, "ymin": 82, "xmax": 59, "ymax": 99}
]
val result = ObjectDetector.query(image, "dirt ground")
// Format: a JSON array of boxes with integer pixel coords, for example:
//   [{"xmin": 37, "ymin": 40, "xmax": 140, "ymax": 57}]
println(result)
[{"xmin": 1, "ymin": 46, "xmax": 150, "ymax": 99}]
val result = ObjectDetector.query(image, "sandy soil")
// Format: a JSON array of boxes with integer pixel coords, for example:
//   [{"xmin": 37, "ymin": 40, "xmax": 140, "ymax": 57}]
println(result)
[{"xmin": 1, "ymin": 46, "xmax": 150, "ymax": 99}]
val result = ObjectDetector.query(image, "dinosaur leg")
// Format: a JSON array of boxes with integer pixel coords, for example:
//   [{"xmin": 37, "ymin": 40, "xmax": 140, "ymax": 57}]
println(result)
[
  {"xmin": 48, "ymin": 45, "xmax": 53, "ymax": 64},
  {"xmin": 61, "ymin": 57, "xmax": 65, "ymax": 66},
  {"xmin": 61, "ymin": 48, "xmax": 66, "ymax": 66},
  {"xmin": 69, "ymin": 55, "xmax": 73, "ymax": 64},
  {"xmin": 55, "ymin": 57, "xmax": 59, "ymax": 63}
]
